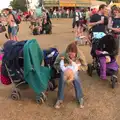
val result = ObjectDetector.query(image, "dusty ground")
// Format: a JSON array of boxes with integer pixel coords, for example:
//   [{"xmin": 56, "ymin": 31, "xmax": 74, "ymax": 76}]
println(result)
[{"xmin": 0, "ymin": 19, "xmax": 120, "ymax": 120}]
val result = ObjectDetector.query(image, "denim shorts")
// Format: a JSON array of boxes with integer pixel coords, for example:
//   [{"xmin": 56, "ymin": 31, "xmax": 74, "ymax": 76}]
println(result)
[
  {"xmin": 8, "ymin": 25, "xmax": 11, "ymax": 34},
  {"xmin": 11, "ymin": 26, "xmax": 18, "ymax": 36},
  {"xmin": 8, "ymin": 26, "xmax": 18, "ymax": 36}
]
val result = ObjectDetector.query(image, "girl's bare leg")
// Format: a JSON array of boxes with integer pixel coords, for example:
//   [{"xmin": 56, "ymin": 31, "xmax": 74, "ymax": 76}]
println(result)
[{"xmin": 15, "ymin": 36, "xmax": 18, "ymax": 41}]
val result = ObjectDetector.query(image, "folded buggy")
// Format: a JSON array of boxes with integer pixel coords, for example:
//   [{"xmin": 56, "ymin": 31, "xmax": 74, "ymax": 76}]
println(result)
[
  {"xmin": 1, "ymin": 39, "xmax": 55, "ymax": 104},
  {"xmin": 87, "ymin": 35, "xmax": 119, "ymax": 88}
]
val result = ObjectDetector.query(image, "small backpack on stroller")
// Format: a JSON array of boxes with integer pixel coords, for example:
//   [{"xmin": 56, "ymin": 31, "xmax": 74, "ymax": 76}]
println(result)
[{"xmin": 43, "ymin": 48, "xmax": 59, "ymax": 90}]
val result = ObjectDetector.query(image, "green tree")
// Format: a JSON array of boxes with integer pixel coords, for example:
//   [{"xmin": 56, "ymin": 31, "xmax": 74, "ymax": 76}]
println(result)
[{"xmin": 10, "ymin": 0, "xmax": 29, "ymax": 11}]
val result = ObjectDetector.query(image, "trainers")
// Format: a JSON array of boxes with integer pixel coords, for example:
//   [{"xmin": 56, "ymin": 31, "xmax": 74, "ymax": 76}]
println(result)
[
  {"xmin": 54, "ymin": 100, "xmax": 63, "ymax": 109},
  {"xmin": 78, "ymin": 98, "xmax": 84, "ymax": 109}
]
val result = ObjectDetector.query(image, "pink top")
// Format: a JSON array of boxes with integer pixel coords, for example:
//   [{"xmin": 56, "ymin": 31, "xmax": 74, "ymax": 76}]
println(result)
[{"xmin": 0, "ymin": 54, "xmax": 3, "ymax": 61}]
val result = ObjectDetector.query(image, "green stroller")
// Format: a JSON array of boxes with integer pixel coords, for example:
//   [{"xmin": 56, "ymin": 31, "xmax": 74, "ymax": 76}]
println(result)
[{"xmin": 2, "ymin": 39, "xmax": 51, "ymax": 104}]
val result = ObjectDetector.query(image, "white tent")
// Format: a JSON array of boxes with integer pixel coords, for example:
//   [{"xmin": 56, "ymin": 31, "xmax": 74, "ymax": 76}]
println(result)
[
  {"xmin": 108, "ymin": 1, "xmax": 114, "ymax": 9},
  {"xmin": 29, "ymin": 0, "xmax": 38, "ymax": 9},
  {"xmin": 90, "ymin": 0, "xmax": 106, "ymax": 9},
  {"xmin": 0, "ymin": 0, "xmax": 12, "ymax": 10}
]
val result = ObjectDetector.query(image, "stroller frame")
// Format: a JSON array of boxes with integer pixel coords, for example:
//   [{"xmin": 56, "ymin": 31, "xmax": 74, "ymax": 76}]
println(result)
[
  {"xmin": 87, "ymin": 37, "xmax": 118, "ymax": 89},
  {"xmin": 4, "ymin": 56, "xmax": 47, "ymax": 104},
  {"xmin": 87, "ymin": 56, "xmax": 118, "ymax": 88}
]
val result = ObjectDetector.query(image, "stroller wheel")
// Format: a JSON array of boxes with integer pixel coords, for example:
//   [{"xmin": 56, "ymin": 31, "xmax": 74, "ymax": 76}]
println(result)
[
  {"xmin": 41, "ymin": 92, "xmax": 47, "ymax": 101},
  {"xmin": 96, "ymin": 68, "xmax": 100, "ymax": 76},
  {"xmin": 87, "ymin": 64, "xmax": 93, "ymax": 76},
  {"xmin": 111, "ymin": 75, "xmax": 117, "ymax": 89},
  {"xmin": 11, "ymin": 88, "xmax": 21, "ymax": 100},
  {"xmin": 48, "ymin": 81, "xmax": 54, "ymax": 91},
  {"xmin": 12, "ymin": 88, "xmax": 21, "ymax": 93},
  {"xmin": 36, "ymin": 97, "xmax": 44, "ymax": 104},
  {"xmin": 11, "ymin": 92, "xmax": 21, "ymax": 101}
]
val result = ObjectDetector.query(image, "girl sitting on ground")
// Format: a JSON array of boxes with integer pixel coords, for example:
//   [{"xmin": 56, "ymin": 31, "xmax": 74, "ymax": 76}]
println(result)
[{"xmin": 54, "ymin": 42, "xmax": 87, "ymax": 109}]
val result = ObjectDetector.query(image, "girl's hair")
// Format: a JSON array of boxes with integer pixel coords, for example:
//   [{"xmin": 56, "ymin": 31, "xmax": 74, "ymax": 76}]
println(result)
[
  {"xmin": 2, "ymin": 8, "xmax": 12, "ymax": 14},
  {"xmin": 111, "ymin": 6, "xmax": 120, "ymax": 17},
  {"xmin": 66, "ymin": 42, "xmax": 78, "ymax": 55},
  {"xmin": 112, "ymin": 7, "xmax": 120, "ymax": 13}
]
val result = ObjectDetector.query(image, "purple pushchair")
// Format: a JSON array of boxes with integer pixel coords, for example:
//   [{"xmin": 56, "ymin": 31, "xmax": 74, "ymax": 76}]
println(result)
[{"xmin": 87, "ymin": 35, "xmax": 119, "ymax": 88}]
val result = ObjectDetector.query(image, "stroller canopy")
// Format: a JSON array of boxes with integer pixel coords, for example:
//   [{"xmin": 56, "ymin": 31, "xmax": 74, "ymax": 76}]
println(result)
[
  {"xmin": 24, "ymin": 39, "xmax": 51, "ymax": 94},
  {"xmin": 97, "ymin": 35, "xmax": 118, "ymax": 56}
]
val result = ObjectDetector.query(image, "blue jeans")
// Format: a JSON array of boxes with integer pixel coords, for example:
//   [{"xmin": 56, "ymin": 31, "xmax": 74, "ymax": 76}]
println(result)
[
  {"xmin": 8, "ymin": 26, "xmax": 18, "ymax": 36},
  {"xmin": 58, "ymin": 71, "xmax": 83, "ymax": 101}
]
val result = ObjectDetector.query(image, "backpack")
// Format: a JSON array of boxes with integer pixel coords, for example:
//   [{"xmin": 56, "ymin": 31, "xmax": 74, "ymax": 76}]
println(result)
[
  {"xmin": 12, "ymin": 13, "xmax": 21, "ymax": 24},
  {"xmin": 43, "ymin": 48, "xmax": 59, "ymax": 67},
  {"xmin": 43, "ymin": 48, "xmax": 59, "ymax": 80}
]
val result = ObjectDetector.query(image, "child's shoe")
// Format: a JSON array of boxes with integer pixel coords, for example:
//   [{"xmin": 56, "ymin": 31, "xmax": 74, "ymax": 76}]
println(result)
[
  {"xmin": 78, "ymin": 98, "xmax": 84, "ymax": 109},
  {"xmin": 54, "ymin": 100, "xmax": 63, "ymax": 109}
]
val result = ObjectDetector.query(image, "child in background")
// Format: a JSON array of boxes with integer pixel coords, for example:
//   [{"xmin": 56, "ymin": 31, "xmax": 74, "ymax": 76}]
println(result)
[{"xmin": 75, "ymin": 28, "xmax": 90, "ymax": 45}]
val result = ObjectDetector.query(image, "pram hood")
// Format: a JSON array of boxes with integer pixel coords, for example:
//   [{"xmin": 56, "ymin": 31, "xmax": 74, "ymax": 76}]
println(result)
[
  {"xmin": 97, "ymin": 35, "xmax": 118, "ymax": 57},
  {"xmin": 24, "ymin": 39, "xmax": 51, "ymax": 94},
  {"xmin": 2, "ymin": 40, "xmax": 27, "ymax": 82},
  {"xmin": 3, "ymin": 40, "xmax": 27, "ymax": 61}
]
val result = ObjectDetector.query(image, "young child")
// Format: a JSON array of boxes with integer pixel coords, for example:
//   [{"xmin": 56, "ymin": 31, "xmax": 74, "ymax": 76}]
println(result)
[
  {"xmin": 60, "ymin": 57, "xmax": 81, "ymax": 83},
  {"xmin": 75, "ymin": 29, "xmax": 90, "ymax": 45},
  {"xmin": 96, "ymin": 50, "xmax": 111, "ymax": 63}
]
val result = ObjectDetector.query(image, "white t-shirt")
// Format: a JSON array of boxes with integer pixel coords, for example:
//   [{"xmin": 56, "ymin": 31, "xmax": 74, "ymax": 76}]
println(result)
[
  {"xmin": 60, "ymin": 60, "xmax": 81, "ymax": 73},
  {"xmin": 79, "ymin": 12, "xmax": 83, "ymax": 19},
  {"xmin": 75, "ymin": 12, "xmax": 79, "ymax": 21}
]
